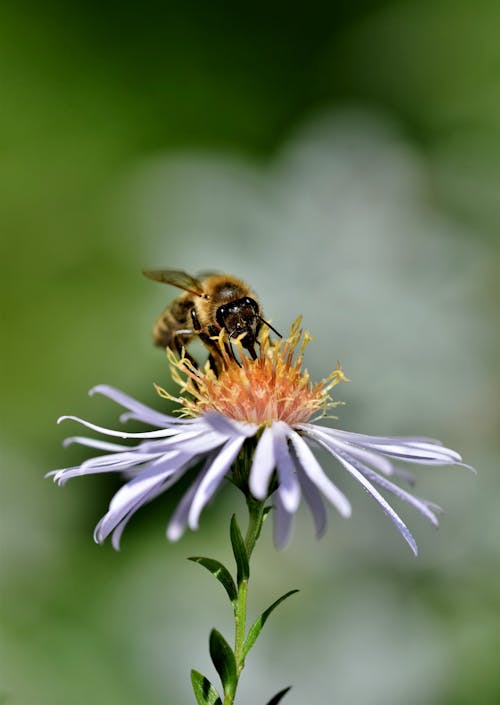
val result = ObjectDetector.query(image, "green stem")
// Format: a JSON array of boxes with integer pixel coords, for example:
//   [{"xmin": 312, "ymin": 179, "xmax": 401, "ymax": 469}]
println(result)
[{"xmin": 228, "ymin": 497, "xmax": 266, "ymax": 704}]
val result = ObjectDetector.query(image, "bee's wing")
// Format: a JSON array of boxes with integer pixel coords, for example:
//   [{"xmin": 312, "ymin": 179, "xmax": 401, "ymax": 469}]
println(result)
[{"xmin": 142, "ymin": 269, "xmax": 205, "ymax": 297}]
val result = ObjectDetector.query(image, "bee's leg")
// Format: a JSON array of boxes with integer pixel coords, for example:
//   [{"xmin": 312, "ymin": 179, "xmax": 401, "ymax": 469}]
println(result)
[
  {"xmin": 191, "ymin": 308, "xmax": 202, "ymax": 331},
  {"xmin": 207, "ymin": 353, "xmax": 222, "ymax": 376},
  {"xmin": 243, "ymin": 341, "xmax": 257, "ymax": 360}
]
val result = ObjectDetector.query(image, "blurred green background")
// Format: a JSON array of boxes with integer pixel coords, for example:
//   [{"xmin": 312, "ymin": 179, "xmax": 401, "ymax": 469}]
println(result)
[{"xmin": 2, "ymin": 1, "xmax": 499, "ymax": 703}]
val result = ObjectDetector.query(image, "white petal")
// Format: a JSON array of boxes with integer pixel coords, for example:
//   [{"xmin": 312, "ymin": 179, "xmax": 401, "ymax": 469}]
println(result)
[
  {"xmin": 249, "ymin": 426, "xmax": 276, "ymax": 500},
  {"xmin": 287, "ymin": 430, "xmax": 351, "ymax": 518}
]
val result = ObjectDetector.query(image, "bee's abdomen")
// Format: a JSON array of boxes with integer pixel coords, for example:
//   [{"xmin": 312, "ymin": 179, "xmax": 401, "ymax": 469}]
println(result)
[{"xmin": 152, "ymin": 297, "xmax": 194, "ymax": 349}]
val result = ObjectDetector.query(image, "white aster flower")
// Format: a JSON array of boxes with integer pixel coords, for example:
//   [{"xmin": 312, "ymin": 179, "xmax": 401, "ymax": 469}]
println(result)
[{"xmin": 49, "ymin": 320, "xmax": 470, "ymax": 554}]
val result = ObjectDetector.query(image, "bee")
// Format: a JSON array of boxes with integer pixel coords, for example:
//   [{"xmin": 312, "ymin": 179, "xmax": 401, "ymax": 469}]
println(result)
[{"xmin": 143, "ymin": 269, "xmax": 281, "ymax": 371}]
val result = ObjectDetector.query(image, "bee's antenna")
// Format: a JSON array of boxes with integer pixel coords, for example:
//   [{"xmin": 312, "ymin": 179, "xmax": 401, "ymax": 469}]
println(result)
[{"xmin": 258, "ymin": 316, "xmax": 282, "ymax": 338}]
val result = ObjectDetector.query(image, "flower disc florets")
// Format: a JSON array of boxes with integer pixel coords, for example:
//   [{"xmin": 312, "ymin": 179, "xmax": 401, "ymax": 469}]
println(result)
[{"xmin": 158, "ymin": 318, "xmax": 348, "ymax": 426}]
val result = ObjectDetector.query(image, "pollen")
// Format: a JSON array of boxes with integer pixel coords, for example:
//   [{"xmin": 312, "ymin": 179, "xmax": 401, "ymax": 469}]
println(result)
[{"xmin": 157, "ymin": 317, "xmax": 349, "ymax": 426}]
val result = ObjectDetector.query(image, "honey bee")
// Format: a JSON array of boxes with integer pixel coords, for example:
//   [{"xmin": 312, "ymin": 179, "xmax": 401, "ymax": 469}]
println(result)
[{"xmin": 143, "ymin": 269, "xmax": 281, "ymax": 371}]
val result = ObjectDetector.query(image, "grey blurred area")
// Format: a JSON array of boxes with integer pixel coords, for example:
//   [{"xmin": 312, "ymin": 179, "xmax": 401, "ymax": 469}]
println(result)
[{"xmin": 1, "ymin": 1, "xmax": 499, "ymax": 704}]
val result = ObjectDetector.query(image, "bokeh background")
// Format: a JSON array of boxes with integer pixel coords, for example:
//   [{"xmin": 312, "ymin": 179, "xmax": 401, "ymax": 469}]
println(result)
[{"xmin": 1, "ymin": 1, "xmax": 499, "ymax": 704}]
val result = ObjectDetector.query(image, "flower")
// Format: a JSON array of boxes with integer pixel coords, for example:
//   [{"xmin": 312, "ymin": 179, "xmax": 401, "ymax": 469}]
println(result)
[{"xmin": 49, "ymin": 320, "xmax": 470, "ymax": 554}]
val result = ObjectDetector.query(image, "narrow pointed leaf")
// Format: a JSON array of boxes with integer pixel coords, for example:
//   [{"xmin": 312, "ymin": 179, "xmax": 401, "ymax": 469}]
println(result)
[
  {"xmin": 230, "ymin": 514, "xmax": 249, "ymax": 583},
  {"xmin": 265, "ymin": 686, "xmax": 292, "ymax": 705},
  {"xmin": 244, "ymin": 590, "xmax": 299, "ymax": 657},
  {"xmin": 209, "ymin": 629, "xmax": 237, "ymax": 698},
  {"xmin": 190, "ymin": 670, "xmax": 222, "ymax": 705},
  {"xmin": 188, "ymin": 556, "xmax": 238, "ymax": 603}
]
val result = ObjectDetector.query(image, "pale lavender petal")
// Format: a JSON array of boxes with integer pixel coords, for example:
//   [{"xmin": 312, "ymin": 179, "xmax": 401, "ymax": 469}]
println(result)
[
  {"xmin": 351, "ymin": 458, "xmax": 442, "ymax": 527},
  {"xmin": 367, "ymin": 443, "xmax": 462, "ymax": 464},
  {"xmin": 49, "ymin": 450, "xmax": 173, "ymax": 483},
  {"xmin": 273, "ymin": 492, "xmax": 294, "ymax": 549},
  {"xmin": 167, "ymin": 455, "xmax": 216, "ymax": 541},
  {"xmin": 287, "ymin": 429, "xmax": 351, "ymax": 518},
  {"xmin": 89, "ymin": 384, "xmax": 179, "ymax": 427},
  {"xmin": 62, "ymin": 436, "xmax": 130, "ymax": 452},
  {"xmin": 301, "ymin": 424, "xmax": 464, "ymax": 466},
  {"xmin": 314, "ymin": 438, "xmax": 419, "ymax": 555},
  {"xmin": 273, "ymin": 423, "xmax": 301, "ymax": 512},
  {"xmin": 58, "ymin": 415, "xmax": 178, "ymax": 439},
  {"xmin": 110, "ymin": 473, "xmax": 181, "ymax": 549},
  {"xmin": 94, "ymin": 455, "xmax": 185, "ymax": 543},
  {"xmin": 80, "ymin": 450, "xmax": 163, "ymax": 470},
  {"xmin": 312, "ymin": 431, "xmax": 443, "ymax": 525},
  {"xmin": 188, "ymin": 436, "xmax": 246, "ymax": 530},
  {"xmin": 204, "ymin": 412, "xmax": 258, "ymax": 439},
  {"xmin": 138, "ymin": 429, "xmax": 227, "ymax": 456},
  {"xmin": 249, "ymin": 426, "xmax": 276, "ymax": 500},
  {"xmin": 50, "ymin": 459, "xmax": 152, "ymax": 485},
  {"xmin": 296, "ymin": 463, "xmax": 328, "ymax": 538},
  {"xmin": 301, "ymin": 424, "xmax": 394, "ymax": 476},
  {"xmin": 303, "ymin": 425, "xmax": 417, "ymax": 484},
  {"xmin": 46, "ymin": 467, "xmax": 78, "ymax": 483},
  {"xmin": 390, "ymin": 467, "xmax": 417, "ymax": 486},
  {"xmin": 312, "ymin": 427, "xmax": 444, "ymax": 447},
  {"xmin": 119, "ymin": 410, "xmax": 198, "ymax": 425}
]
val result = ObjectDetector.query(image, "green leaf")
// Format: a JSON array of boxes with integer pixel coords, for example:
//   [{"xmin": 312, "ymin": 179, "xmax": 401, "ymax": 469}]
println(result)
[
  {"xmin": 265, "ymin": 686, "xmax": 292, "ymax": 705},
  {"xmin": 230, "ymin": 514, "xmax": 249, "ymax": 584},
  {"xmin": 209, "ymin": 629, "xmax": 237, "ymax": 698},
  {"xmin": 243, "ymin": 589, "xmax": 299, "ymax": 658},
  {"xmin": 190, "ymin": 670, "xmax": 222, "ymax": 705},
  {"xmin": 188, "ymin": 556, "xmax": 237, "ymax": 603}
]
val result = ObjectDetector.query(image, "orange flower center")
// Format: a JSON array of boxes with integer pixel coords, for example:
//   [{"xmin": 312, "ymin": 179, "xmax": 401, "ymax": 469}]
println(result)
[{"xmin": 157, "ymin": 318, "xmax": 348, "ymax": 426}]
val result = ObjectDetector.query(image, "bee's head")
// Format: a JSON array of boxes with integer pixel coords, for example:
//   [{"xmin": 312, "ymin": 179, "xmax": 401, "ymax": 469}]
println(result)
[{"xmin": 215, "ymin": 297, "xmax": 261, "ymax": 358}]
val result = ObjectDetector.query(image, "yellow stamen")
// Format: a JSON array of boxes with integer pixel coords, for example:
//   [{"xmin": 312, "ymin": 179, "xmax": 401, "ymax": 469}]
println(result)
[{"xmin": 159, "ymin": 317, "xmax": 349, "ymax": 426}]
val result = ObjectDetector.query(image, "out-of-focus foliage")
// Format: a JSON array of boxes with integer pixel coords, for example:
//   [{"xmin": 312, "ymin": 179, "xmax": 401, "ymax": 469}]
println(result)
[{"xmin": 1, "ymin": 1, "xmax": 499, "ymax": 704}]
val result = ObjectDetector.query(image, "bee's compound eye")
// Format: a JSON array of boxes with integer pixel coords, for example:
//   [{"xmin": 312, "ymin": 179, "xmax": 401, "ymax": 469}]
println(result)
[
  {"xmin": 245, "ymin": 297, "xmax": 259, "ymax": 312},
  {"xmin": 215, "ymin": 305, "xmax": 227, "ymax": 328}
]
